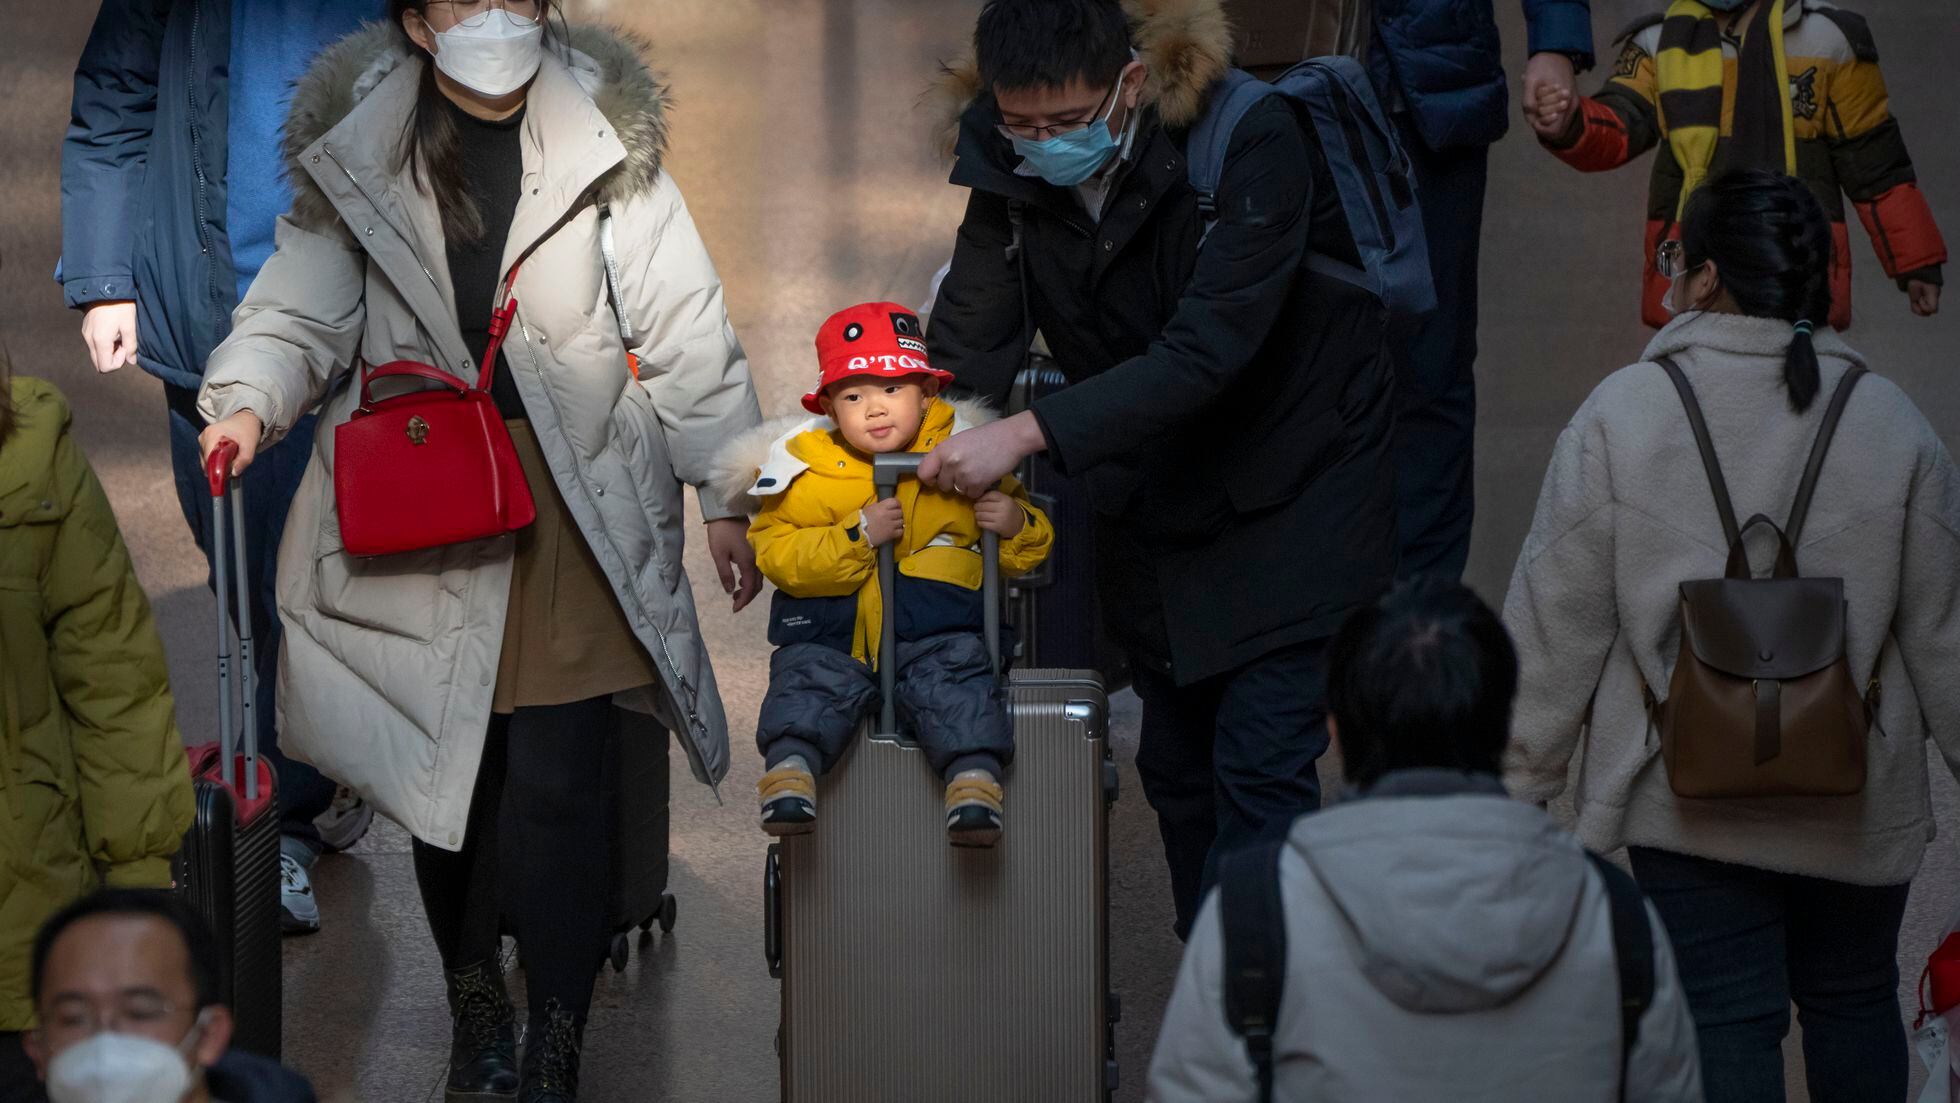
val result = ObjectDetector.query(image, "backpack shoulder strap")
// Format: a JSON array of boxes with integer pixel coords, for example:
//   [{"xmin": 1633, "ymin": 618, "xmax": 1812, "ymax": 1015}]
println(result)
[
  {"xmin": 1656, "ymin": 356, "xmax": 1743, "ymax": 550},
  {"xmin": 1786, "ymin": 365, "xmax": 1867, "ymax": 546},
  {"xmin": 1220, "ymin": 837, "xmax": 1288, "ymax": 1103},
  {"xmin": 1187, "ymin": 71, "xmax": 1281, "ymax": 220},
  {"xmin": 1585, "ymin": 851, "xmax": 1654, "ymax": 1103}
]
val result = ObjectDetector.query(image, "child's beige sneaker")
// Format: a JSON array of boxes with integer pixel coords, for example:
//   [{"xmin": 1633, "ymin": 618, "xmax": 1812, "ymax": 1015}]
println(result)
[
  {"xmin": 759, "ymin": 759, "xmax": 817, "ymax": 836},
  {"xmin": 945, "ymin": 769, "xmax": 1004, "ymax": 848}
]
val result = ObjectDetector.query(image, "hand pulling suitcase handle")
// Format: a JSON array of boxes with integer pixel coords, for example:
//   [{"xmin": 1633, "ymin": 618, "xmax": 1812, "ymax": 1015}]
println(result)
[
  {"xmin": 872, "ymin": 454, "xmax": 1002, "ymax": 735},
  {"xmin": 205, "ymin": 440, "xmax": 260, "ymax": 800}
]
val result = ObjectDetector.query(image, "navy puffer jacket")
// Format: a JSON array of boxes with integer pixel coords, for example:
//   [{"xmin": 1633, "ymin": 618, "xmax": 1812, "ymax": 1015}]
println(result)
[
  {"xmin": 60, "ymin": 0, "xmax": 234, "ymax": 390},
  {"xmin": 1370, "ymin": 0, "xmax": 1595, "ymax": 151}
]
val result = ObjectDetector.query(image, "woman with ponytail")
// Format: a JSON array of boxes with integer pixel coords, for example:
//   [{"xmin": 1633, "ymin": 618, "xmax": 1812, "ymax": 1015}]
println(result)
[
  {"xmin": 1503, "ymin": 169, "xmax": 1960, "ymax": 1101},
  {"xmin": 192, "ymin": 2, "xmax": 763, "ymax": 1098}
]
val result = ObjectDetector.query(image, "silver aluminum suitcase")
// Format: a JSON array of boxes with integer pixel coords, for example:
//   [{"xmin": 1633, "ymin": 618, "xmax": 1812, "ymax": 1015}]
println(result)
[{"xmin": 763, "ymin": 454, "xmax": 1119, "ymax": 1101}]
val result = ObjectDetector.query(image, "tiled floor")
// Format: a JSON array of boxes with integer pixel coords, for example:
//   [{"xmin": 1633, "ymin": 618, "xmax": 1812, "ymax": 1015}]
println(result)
[{"xmin": 4, "ymin": 1, "xmax": 1959, "ymax": 1100}]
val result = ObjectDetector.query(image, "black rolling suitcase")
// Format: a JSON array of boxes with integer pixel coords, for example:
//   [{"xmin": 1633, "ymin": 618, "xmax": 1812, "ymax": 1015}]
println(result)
[
  {"xmin": 605, "ymin": 708, "xmax": 678, "ymax": 972},
  {"xmin": 174, "ymin": 442, "xmax": 282, "ymax": 1059},
  {"xmin": 1005, "ymin": 355, "xmax": 1129, "ymax": 688},
  {"xmin": 765, "ymin": 453, "xmax": 1120, "ymax": 1101}
]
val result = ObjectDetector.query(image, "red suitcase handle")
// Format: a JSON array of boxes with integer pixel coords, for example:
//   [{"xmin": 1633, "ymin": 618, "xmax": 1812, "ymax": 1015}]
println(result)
[
  {"xmin": 205, "ymin": 437, "xmax": 261, "ymax": 801},
  {"xmin": 205, "ymin": 438, "xmax": 239, "ymax": 498}
]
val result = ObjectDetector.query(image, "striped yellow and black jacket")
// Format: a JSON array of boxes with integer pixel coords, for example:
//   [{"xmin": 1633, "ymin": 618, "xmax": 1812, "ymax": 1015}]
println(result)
[{"xmin": 1545, "ymin": 0, "xmax": 1945, "ymax": 329}]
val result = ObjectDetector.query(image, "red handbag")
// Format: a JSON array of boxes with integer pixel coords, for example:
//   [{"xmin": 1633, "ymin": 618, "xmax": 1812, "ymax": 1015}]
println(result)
[{"xmin": 333, "ymin": 268, "xmax": 537, "ymax": 557}]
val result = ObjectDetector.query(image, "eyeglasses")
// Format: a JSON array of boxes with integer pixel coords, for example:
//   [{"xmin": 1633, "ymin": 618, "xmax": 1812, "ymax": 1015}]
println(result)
[
  {"xmin": 427, "ymin": 0, "xmax": 543, "ymax": 19},
  {"xmin": 996, "ymin": 83, "xmax": 1121, "ymax": 143},
  {"xmin": 41, "ymin": 993, "xmax": 179, "ymax": 1042},
  {"xmin": 1655, "ymin": 239, "xmax": 1701, "ymax": 279}
]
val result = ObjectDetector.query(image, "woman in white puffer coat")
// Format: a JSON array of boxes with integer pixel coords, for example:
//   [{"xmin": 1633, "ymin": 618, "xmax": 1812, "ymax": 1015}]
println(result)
[{"xmin": 196, "ymin": 4, "xmax": 761, "ymax": 1097}]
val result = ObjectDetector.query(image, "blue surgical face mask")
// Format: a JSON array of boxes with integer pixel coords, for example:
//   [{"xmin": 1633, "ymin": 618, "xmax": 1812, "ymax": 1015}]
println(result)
[
  {"xmin": 1009, "ymin": 86, "xmax": 1125, "ymax": 188},
  {"xmin": 1697, "ymin": 0, "xmax": 1752, "ymax": 10}
]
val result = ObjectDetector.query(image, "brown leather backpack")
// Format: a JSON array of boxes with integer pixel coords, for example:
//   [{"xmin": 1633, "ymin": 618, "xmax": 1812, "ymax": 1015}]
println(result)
[{"xmin": 1653, "ymin": 357, "xmax": 1873, "ymax": 799}]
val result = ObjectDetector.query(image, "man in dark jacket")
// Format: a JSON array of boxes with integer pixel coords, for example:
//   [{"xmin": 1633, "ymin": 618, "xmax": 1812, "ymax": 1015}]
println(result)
[
  {"xmin": 923, "ymin": 0, "xmax": 1398, "ymax": 940},
  {"xmin": 1369, "ymin": 0, "xmax": 1594, "ymax": 578},
  {"xmin": 59, "ymin": 0, "xmax": 382, "ymax": 936},
  {"xmin": 22, "ymin": 890, "xmax": 316, "ymax": 1103}
]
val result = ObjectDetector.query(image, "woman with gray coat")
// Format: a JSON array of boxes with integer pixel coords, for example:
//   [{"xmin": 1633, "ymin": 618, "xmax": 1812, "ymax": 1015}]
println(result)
[
  {"xmin": 194, "ymin": 3, "xmax": 762, "ymax": 1099},
  {"xmin": 1505, "ymin": 170, "xmax": 1960, "ymax": 1102}
]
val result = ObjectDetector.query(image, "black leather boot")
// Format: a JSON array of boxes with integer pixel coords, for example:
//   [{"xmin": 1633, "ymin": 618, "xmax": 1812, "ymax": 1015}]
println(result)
[
  {"xmin": 444, "ymin": 961, "xmax": 519, "ymax": 1101},
  {"xmin": 519, "ymin": 999, "xmax": 585, "ymax": 1103}
]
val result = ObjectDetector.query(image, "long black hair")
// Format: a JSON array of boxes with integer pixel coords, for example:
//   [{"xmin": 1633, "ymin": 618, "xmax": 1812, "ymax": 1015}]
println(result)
[
  {"xmin": 387, "ymin": 0, "xmax": 559, "ymax": 244},
  {"xmin": 1679, "ymin": 169, "xmax": 1835, "ymax": 412}
]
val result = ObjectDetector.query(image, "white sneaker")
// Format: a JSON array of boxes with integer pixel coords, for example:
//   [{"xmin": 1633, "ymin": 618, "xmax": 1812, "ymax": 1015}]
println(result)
[
  {"xmin": 314, "ymin": 786, "xmax": 374, "ymax": 853},
  {"xmin": 280, "ymin": 852, "xmax": 321, "ymax": 935}
]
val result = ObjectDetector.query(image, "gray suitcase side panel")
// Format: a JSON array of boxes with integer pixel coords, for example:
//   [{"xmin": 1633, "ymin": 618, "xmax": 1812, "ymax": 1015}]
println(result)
[{"xmin": 779, "ymin": 671, "xmax": 1110, "ymax": 1102}]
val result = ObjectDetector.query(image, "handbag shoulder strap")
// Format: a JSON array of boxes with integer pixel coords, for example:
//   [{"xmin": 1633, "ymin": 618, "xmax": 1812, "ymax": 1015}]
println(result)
[
  {"xmin": 477, "ymin": 261, "xmax": 525, "ymax": 392},
  {"xmin": 1786, "ymin": 365, "xmax": 1866, "ymax": 546},
  {"xmin": 1657, "ymin": 356, "xmax": 1742, "ymax": 549}
]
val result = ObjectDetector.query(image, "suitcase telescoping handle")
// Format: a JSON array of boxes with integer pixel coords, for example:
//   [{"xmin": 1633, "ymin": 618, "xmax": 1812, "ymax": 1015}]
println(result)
[
  {"xmin": 871, "ymin": 453, "xmax": 1002, "ymax": 735},
  {"xmin": 204, "ymin": 440, "xmax": 261, "ymax": 800}
]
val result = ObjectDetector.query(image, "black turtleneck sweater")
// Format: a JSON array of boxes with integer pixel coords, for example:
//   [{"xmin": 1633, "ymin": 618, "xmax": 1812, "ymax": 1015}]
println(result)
[{"xmin": 443, "ymin": 97, "xmax": 527, "ymax": 420}]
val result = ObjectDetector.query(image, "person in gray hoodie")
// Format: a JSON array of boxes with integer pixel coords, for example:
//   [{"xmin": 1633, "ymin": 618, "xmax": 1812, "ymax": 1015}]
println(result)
[
  {"xmin": 1147, "ymin": 579, "xmax": 1702, "ymax": 1101},
  {"xmin": 1504, "ymin": 169, "xmax": 1960, "ymax": 1102}
]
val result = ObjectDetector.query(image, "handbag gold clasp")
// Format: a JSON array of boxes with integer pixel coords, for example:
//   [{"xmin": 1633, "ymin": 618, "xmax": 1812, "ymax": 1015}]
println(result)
[{"xmin": 407, "ymin": 416, "xmax": 430, "ymax": 446}]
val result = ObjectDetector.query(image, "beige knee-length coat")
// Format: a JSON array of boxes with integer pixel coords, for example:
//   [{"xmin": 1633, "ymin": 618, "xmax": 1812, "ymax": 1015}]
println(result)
[{"xmin": 199, "ymin": 24, "xmax": 761, "ymax": 850}]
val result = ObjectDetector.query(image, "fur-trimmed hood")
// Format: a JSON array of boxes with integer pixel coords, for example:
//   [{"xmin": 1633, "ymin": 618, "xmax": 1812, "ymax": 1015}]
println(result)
[
  {"xmin": 282, "ymin": 21, "xmax": 671, "ymax": 230},
  {"xmin": 925, "ymin": 0, "xmax": 1234, "ymax": 161},
  {"xmin": 708, "ymin": 397, "xmax": 1000, "ymax": 515}
]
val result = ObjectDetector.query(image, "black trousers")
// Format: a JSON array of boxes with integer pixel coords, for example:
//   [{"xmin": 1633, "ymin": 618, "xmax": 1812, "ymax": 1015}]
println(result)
[
  {"xmin": 1131, "ymin": 639, "xmax": 1331, "ymax": 941},
  {"xmin": 1387, "ymin": 116, "xmax": 1488, "ymax": 582},
  {"xmin": 412, "ymin": 696, "xmax": 615, "ymax": 1022}
]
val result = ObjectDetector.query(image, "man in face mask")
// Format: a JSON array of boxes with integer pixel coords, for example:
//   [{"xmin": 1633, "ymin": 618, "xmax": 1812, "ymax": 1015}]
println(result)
[
  {"xmin": 22, "ymin": 891, "xmax": 315, "ymax": 1103},
  {"xmin": 924, "ymin": 0, "xmax": 1401, "ymax": 942}
]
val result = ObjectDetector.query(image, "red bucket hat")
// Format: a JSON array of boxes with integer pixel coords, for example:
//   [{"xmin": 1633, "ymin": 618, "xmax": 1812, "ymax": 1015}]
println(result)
[{"xmin": 802, "ymin": 302, "xmax": 955, "ymax": 415}]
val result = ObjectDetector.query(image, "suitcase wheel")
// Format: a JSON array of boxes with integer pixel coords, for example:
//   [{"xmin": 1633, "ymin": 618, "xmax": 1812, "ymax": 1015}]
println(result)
[
  {"xmin": 609, "ymin": 933, "xmax": 630, "ymax": 974},
  {"xmin": 657, "ymin": 892, "xmax": 678, "ymax": 934}
]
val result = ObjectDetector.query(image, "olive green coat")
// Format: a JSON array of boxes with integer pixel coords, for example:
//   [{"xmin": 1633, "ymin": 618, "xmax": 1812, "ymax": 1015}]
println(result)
[{"xmin": 0, "ymin": 377, "xmax": 192, "ymax": 1029}]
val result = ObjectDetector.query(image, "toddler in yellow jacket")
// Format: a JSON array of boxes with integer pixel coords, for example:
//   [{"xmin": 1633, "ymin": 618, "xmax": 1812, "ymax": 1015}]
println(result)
[{"xmin": 715, "ymin": 303, "xmax": 1052, "ymax": 847}]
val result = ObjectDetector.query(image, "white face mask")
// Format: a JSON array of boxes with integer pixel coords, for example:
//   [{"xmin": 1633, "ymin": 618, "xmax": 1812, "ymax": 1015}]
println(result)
[
  {"xmin": 1662, "ymin": 265, "xmax": 1707, "ymax": 316},
  {"xmin": 45, "ymin": 1012, "xmax": 207, "ymax": 1103},
  {"xmin": 432, "ymin": 10, "xmax": 545, "ymax": 98}
]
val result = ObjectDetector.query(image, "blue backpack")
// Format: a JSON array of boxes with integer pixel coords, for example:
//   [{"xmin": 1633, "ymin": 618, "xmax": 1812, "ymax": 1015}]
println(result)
[{"xmin": 1187, "ymin": 56, "xmax": 1437, "ymax": 322}]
